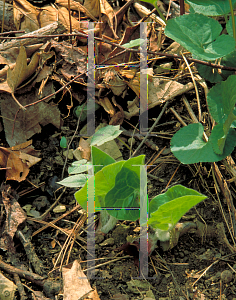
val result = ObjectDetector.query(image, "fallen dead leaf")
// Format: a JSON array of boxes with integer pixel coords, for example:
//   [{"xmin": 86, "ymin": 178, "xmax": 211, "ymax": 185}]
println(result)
[
  {"xmin": 50, "ymin": 40, "xmax": 87, "ymax": 78},
  {"xmin": 106, "ymin": 25, "xmax": 140, "ymax": 64},
  {"xmin": 9, "ymin": 139, "xmax": 41, "ymax": 157},
  {"xmin": 109, "ymin": 111, "xmax": 124, "ymax": 125},
  {"xmin": 78, "ymin": 138, "xmax": 91, "ymax": 160},
  {"xmin": 0, "ymin": 184, "xmax": 27, "ymax": 251},
  {"xmin": 62, "ymin": 260, "xmax": 98, "ymax": 300},
  {"xmin": 39, "ymin": 5, "xmax": 83, "ymax": 32},
  {"xmin": 0, "ymin": 144, "xmax": 41, "ymax": 181},
  {"xmin": 97, "ymin": 97, "xmax": 115, "ymax": 116},
  {"xmin": 0, "ymin": 44, "xmax": 43, "ymax": 78},
  {"xmin": 0, "ymin": 82, "xmax": 62, "ymax": 147},
  {"xmin": 0, "ymin": 147, "xmax": 30, "ymax": 181},
  {"xmin": 124, "ymin": 77, "xmax": 194, "ymax": 119},
  {"xmin": 103, "ymin": 69, "xmax": 127, "ymax": 96},
  {"xmin": 56, "ymin": 0, "xmax": 98, "ymax": 22},
  {"xmin": 0, "ymin": 46, "xmax": 40, "ymax": 110},
  {"xmin": 7, "ymin": 46, "xmax": 40, "ymax": 92},
  {"xmin": 13, "ymin": 0, "xmax": 40, "ymax": 32},
  {"xmin": 83, "ymin": 0, "xmax": 117, "ymax": 38}
]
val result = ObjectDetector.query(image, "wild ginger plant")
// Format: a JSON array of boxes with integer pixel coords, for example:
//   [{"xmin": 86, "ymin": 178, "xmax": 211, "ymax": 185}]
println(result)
[
  {"xmin": 58, "ymin": 125, "xmax": 207, "ymax": 253},
  {"xmin": 162, "ymin": 0, "xmax": 236, "ymax": 163}
]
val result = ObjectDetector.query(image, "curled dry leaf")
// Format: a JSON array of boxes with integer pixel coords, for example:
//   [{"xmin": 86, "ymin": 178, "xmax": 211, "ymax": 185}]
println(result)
[
  {"xmin": 0, "ymin": 184, "xmax": 27, "ymax": 252},
  {"xmin": 0, "ymin": 143, "xmax": 41, "ymax": 182},
  {"xmin": 0, "ymin": 82, "xmax": 61, "ymax": 147},
  {"xmin": 83, "ymin": 0, "xmax": 117, "ymax": 38},
  {"xmin": 56, "ymin": 0, "xmax": 98, "ymax": 22},
  {"xmin": 78, "ymin": 138, "xmax": 91, "ymax": 160},
  {"xmin": 39, "ymin": 5, "xmax": 82, "ymax": 31},
  {"xmin": 97, "ymin": 97, "xmax": 115, "ymax": 116},
  {"xmin": 62, "ymin": 260, "xmax": 98, "ymax": 300},
  {"xmin": 109, "ymin": 111, "xmax": 124, "ymax": 125},
  {"xmin": 13, "ymin": 0, "xmax": 40, "ymax": 31},
  {"xmin": 103, "ymin": 69, "xmax": 127, "ymax": 96}
]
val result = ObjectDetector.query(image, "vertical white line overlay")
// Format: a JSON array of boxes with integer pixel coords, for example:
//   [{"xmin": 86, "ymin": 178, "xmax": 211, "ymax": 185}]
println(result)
[
  {"xmin": 87, "ymin": 22, "xmax": 96, "ymax": 279},
  {"xmin": 140, "ymin": 22, "xmax": 148, "ymax": 135},
  {"xmin": 87, "ymin": 22, "xmax": 96, "ymax": 137}
]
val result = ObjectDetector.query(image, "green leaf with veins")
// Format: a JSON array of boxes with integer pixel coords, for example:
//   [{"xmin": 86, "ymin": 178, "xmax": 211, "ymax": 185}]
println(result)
[
  {"xmin": 185, "ymin": 0, "xmax": 236, "ymax": 16},
  {"xmin": 148, "ymin": 185, "xmax": 207, "ymax": 231},
  {"xmin": 165, "ymin": 13, "xmax": 235, "ymax": 61},
  {"xmin": 104, "ymin": 168, "xmax": 140, "ymax": 221}
]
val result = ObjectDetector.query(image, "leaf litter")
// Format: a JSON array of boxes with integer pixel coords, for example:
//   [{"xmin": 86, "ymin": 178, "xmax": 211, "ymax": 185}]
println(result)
[{"xmin": 0, "ymin": 0, "xmax": 235, "ymax": 299}]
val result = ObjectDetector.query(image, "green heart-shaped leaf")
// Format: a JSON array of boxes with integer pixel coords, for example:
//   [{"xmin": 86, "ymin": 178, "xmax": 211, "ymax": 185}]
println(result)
[{"xmin": 165, "ymin": 13, "xmax": 235, "ymax": 61}]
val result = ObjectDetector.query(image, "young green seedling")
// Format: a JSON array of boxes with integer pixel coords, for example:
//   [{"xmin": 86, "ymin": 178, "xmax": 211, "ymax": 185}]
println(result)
[
  {"xmin": 74, "ymin": 146, "xmax": 207, "ymax": 253},
  {"xmin": 57, "ymin": 126, "xmax": 207, "ymax": 253}
]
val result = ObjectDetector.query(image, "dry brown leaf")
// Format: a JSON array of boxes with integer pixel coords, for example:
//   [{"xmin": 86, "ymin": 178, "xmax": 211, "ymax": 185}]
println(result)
[
  {"xmin": 62, "ymin": 260, "xmax": 94, "ymax": 300},
  {"xmin": 0, "ymin": 82, "xmax": 62, "ymax": 147},
  {"xmin": 7, "ymin": 46, "xmax": 40, "ymax": 92},
  {"xmin": 97, "ymin": 97, "xmax": 115, "ymax": 116},
  {"xmin": 0, "ymin": 143, "xmax": 41, "ymax": 181},
  {"xmin": 0, "ymin": 147, "xmax": 29, "ymax": 181},
  {"xmin": 83, "ymin": 0, "xmax": 100, "ymax": 18},
  {"xmin": 56, "ymin": 0, "xmax": 98, "ymax": 22},
  {"xmin": 78, "ymin": 138, "xmax": 91, "ymax": 160},
  {"xmin": 0, "ymin": 45, "xmax": 43, "ymax": 79},
  {"xmin": 127, "ymin": 72, "xmax": 140, "ymax": 97},
  {"xmin": 83, "ymin": 0, "xmax": 117, "ymax": 38},
  {"xmin": 0, "ymin": 185, "xmax": 27, "ymax": 252},
  {"xmin": 19, "ymin": 152, "xmax": 41, "ymax": 168},
  {"xmin": 38, "ymin": 5, "xmax": 59, "ymax": 28},
  {"xmin": 103, "ymin": 69, "xmax": 127, "ymax": 96},
  {"xmin": 9, "ymin": 140, "xmax": 33, "ymax": 151},
  {"xmin": 84, "ymin": 288, "xmax": 100, "ymax": 300},
  {"xmin": 9, "ymin": 140, "xmax": 41, "ymax": 157},
  {"xmin": 13, "ymin": 0, "xmax": 40, "ymax": 31},
  {"xmin": 109, "ymin": 111, "xmax": 124, "ymax": 125},
  {"xmin": 100, "ymin": 0, "xmax": 117, "ymax": 38},
  {"xmin": 0, "ymin": 46, "xmax": 40, "ymax": 110},
  {"xmin": 107, "ymin": 25, "xmax": 140, "ymax": 64},
  {"xmin": 49, "ymin": 40, "xmax": 87, "ymax": 80},
  {"xmin": 120, "ymin": 69, "xmax": 137, "ymax": 80},
  {"xmin": 39, "ymin": 5, "xmax": 83, "ymax": 31},
  {"xmin": 124, "ymin": 77, "xmax": 194, "ymax": 119}
]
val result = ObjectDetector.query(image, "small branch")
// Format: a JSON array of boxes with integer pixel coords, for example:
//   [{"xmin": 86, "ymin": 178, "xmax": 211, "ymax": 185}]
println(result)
[
  {"xmin": 0, "ymin": 21, "xmax": 67, "ymax": 51},
  {"xmin": 11, "ymin": 93, "xmax": 26, "ymax": 110}
]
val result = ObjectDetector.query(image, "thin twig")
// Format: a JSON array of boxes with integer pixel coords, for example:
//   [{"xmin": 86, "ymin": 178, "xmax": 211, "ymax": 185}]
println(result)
[
  {"xmin": 131, "ymin": 101, "xmax": 169, "ymax": 157},
  {"xmin": 169, "ymin": 107, "xmax": 187, "ymax": 126},
  {"xmin": 181, "ymin": 52, "xmax": 201, "ymax": 121},
  {"xmin": 182, "ymin": 95, "xmax": 198, "ymax": 123}
]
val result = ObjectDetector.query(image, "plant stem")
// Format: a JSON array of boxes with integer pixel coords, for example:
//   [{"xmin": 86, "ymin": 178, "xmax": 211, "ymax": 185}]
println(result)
[
  {"xmin": 153, "ymin": 1, "xmax": 166, "ymax": 24},
  {"xmin": 179, "ymin": 0, "xmax": 185, "ymax": 15},
  {"xmin": 229, "ymin": 0, "xmax": 236, "ymax": 43}
]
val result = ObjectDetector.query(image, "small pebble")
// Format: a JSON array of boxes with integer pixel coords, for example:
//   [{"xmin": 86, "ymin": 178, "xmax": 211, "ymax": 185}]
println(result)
[
  {"xmin": 99, "ymin": 238, "xmax": 115, "ymax": 246},
  {"xmin": 221, "ymin": 270, "xmax": 233, "ymax": 284},
  {"xmin": 73, "ymin": 149, "xmax": 83, "ymax": 161},
  {"xmin": 63, "ymin": 149, "xmax": 73, "ymax": 160},
  {"xmin": 53, "ymin": 205, "xmax": 66, "ymax": 214},
  {"xmin": 128, "ymin": 137, "xmax": 135, "ymax": 145}
]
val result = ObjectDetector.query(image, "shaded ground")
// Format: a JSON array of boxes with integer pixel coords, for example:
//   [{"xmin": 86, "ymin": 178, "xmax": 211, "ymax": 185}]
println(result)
[
  {"xmin": 1, "ymin": 1, "xmax": 236, "ymax": 299},
  {"xmin": 2, "ymin": 108, "xmax": 235, "ymax": 300}
]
